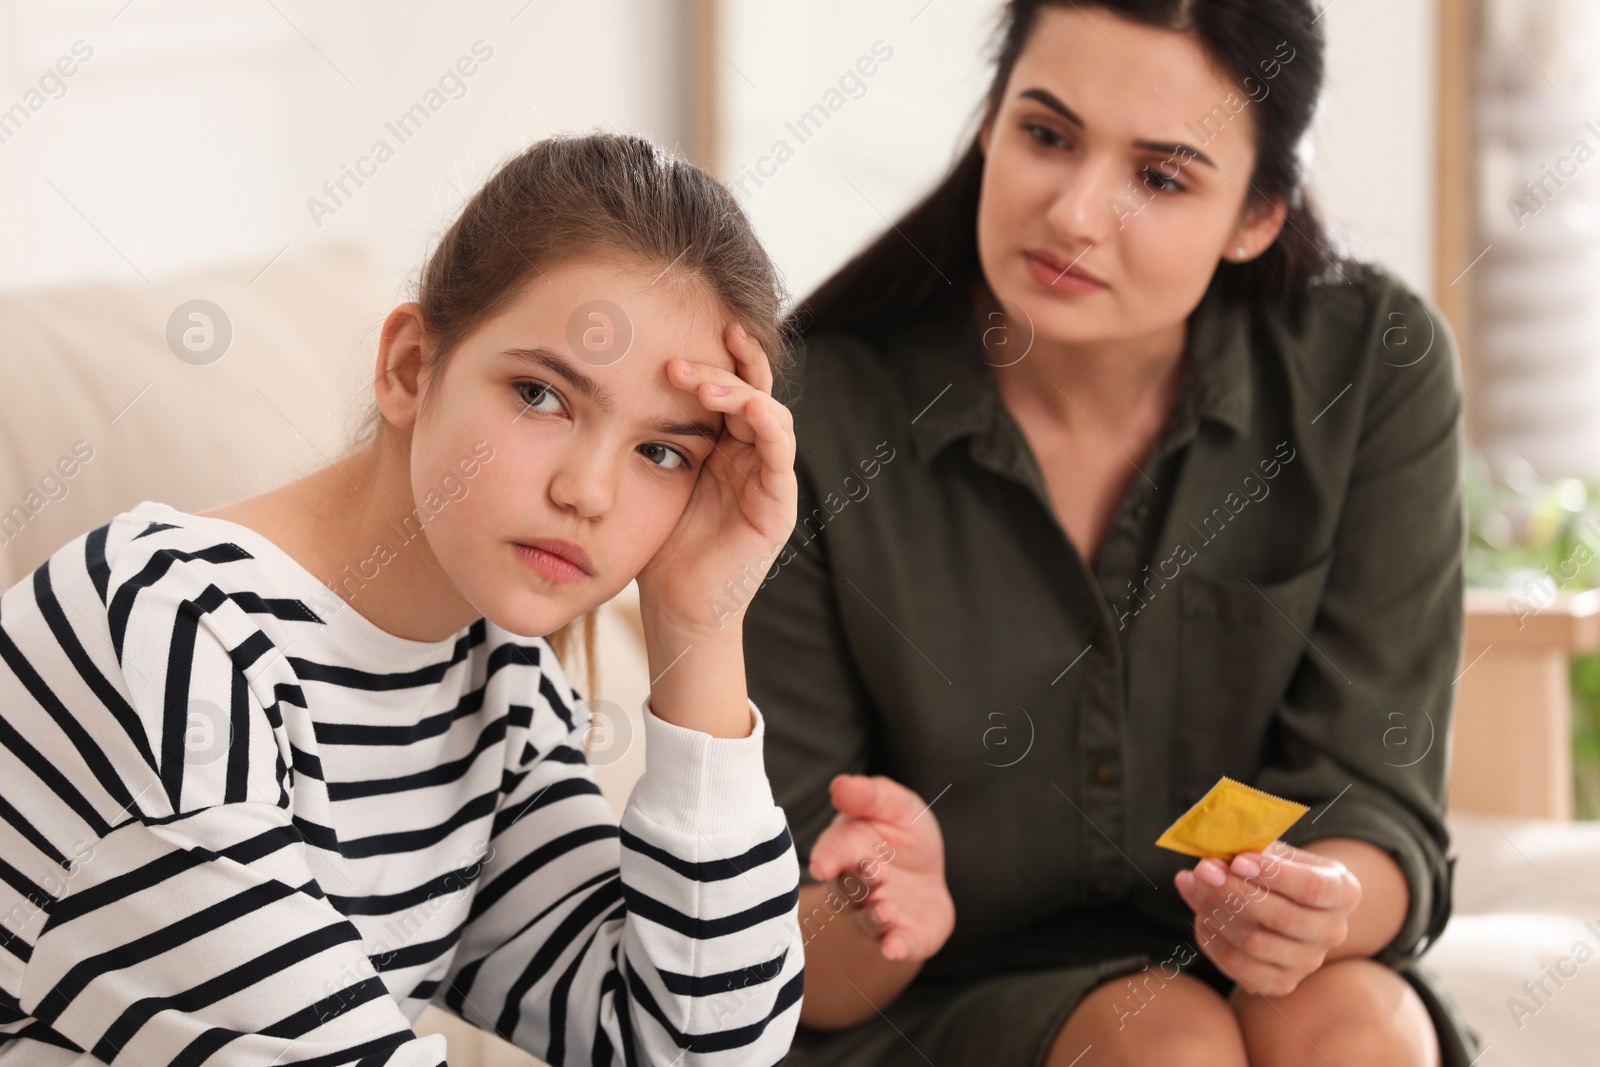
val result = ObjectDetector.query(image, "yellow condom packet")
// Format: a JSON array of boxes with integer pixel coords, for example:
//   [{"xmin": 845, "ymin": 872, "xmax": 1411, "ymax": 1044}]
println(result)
[{"xmin": 1155, "ymin": 776, "xmax": 1309, "ymax": 861}]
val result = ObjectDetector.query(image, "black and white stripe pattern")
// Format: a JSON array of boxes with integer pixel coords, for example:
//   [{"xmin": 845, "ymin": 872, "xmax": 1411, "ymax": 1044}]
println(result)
[{"xmin": 0, "ymin": 501, "xmax": 802, "ymax": 1065}]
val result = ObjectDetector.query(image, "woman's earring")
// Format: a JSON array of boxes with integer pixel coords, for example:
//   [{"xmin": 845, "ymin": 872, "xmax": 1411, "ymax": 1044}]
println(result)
[{"xmin": 1235, "ymin": 246, "xmax": 1248, "ymax": 260}]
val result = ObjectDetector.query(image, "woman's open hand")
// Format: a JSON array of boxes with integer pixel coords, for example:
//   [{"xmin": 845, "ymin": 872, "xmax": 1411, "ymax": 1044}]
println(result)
[
  {"xmin": 809, "ymin": 774, "xmax": 957, "ymax": 962},
  {"xmin": 635, "ymin": 321, "xmax": 795, "ymax": 637},
  {"xmin": 1175, "ymin": 840, "xmax": 1363, "ymax": 996}
]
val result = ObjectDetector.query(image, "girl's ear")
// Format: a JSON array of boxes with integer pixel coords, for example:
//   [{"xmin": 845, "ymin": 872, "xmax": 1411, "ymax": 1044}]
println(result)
[{"xmin": 375, "ymin": 302, "xmax": 430, "ymax": 432}]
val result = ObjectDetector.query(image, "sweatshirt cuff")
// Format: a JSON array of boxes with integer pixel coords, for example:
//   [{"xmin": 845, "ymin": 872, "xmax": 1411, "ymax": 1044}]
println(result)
[{"xmin": 631, "ymin": 697, "xmax": 777, "ymax": 834}]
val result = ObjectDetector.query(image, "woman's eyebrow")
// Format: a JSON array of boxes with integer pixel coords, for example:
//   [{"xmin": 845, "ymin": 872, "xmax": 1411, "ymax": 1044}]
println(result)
[
  {"xmin": 1020, "ymin": 87, "xmax": 1087, "ymax": 128},
  {"xmin": 1018, "ymin": 86, "xmax": 1217, "ymax": 169}
]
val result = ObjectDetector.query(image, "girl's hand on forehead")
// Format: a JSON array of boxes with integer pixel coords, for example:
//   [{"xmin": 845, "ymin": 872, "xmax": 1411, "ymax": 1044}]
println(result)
[
  {"xmin": 637, "ymin": 321, "xmax": 797, "ymax": 637},
  {"xmin": 664, "ymin": 319, "xmax": 774, "ymax": 444},
  {"xmin": 726, "ymin": 314, "xmax": 775, "ymax": 393}
]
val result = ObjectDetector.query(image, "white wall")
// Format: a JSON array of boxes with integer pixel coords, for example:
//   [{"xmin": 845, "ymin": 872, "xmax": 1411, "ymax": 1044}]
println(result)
[
  {"xmin": 715, "ymin": 0, "xmax": 1441, "ymax": 305},
  {"xmin": 715, "ymin": 0, "xmax": 998, "ymax": 306},
  {"xmin": 1310, "ymin": 0, "xmax": 1439, "ymax": 295},
  {"xmin": 0, "ymin": 0, "xmax": 692, "ymax": 301}
]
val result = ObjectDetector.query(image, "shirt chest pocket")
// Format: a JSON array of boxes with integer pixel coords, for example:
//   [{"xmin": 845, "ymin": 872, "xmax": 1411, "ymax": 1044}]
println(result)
[{"xmin": 1172, "ymin": 552, "xmax": 1335, "ymax": 801}]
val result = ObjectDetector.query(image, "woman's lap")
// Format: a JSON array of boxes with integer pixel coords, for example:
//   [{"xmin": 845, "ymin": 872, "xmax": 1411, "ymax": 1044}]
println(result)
[
  {"xmin": 780, "ymin": 956, "xmax": 1480, "ymax": 1067},
  {"xmin": 780, "ymin": 954, "xmax": 1165, "ymax": 1067}
]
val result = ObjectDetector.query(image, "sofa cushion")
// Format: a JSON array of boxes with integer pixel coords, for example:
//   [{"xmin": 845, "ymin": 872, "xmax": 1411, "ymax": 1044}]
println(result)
[{"xmin": 0, "ymin": 243, "xmax": 388, "ymax": 587}]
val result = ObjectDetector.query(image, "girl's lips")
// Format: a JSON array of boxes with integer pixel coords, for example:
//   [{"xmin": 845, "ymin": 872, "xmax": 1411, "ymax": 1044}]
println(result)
[
  {"xmin": 513, "ymin": 543, "xmax": 589, "ymax": 585},
  {"xmin": 1023, "ymin": 251, "xmax": 1108, "ymax": 295}
]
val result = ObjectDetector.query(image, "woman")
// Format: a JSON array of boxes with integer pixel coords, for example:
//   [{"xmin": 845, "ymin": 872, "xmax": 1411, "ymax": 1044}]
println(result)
[
  {"xmin": 744, "ymin": 2, "xmax": 1475, "ymax": 1064},
  {"xmin": 0, "ymin": 134, "xmax": 803, "ymax": 1065}
]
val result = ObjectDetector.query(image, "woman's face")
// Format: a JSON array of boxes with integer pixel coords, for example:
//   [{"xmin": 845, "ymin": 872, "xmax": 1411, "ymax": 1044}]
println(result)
[
  {"xmin": 977, "ymin": 5, "xmax": 1287, "ymax": 348},
  {"xmin": 403, "ymin": 255, "xmax": 736, "ymax": 637}
]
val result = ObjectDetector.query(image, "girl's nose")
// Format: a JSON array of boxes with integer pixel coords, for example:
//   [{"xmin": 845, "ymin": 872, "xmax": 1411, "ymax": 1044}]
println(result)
[{"xmin": 548, "ymin": 446, "xmax": 617, "ymax": 519}]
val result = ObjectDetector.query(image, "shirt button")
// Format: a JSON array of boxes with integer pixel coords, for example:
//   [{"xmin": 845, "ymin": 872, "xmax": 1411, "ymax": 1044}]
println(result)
[
  {"xmin": 1093, "ymin": 759, "xmax": 1118, "ymax": 785},
  {"xmin": 1091, "ymin": 627, "xmax": 1111, "ymax": 651},
  {"xmin": 1095, "ymin": 879, "xmax": 1115, "ymax": 898},
  {"xmin": 1133, "ymin": 503, "xmax": 1150, "ymax": 520}
]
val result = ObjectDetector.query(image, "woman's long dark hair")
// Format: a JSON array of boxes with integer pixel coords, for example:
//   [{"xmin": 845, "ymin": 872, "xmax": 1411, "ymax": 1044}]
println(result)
[{"xmin": 790, "ymin": 0, "xmax": 1357, "ymax": 338}]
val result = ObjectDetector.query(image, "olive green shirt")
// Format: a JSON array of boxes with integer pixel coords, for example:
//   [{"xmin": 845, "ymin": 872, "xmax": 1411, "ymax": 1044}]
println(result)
[{"xmin": 745, "ymin": 267, "xmax": 1464, "ymax": 984}]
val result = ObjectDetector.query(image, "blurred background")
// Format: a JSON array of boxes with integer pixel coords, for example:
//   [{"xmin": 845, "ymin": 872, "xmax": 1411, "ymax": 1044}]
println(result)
[
  {"xmin": 3, "ymin": 1, "xmax": 1600, "ymax": 1063},
  {"xmin": 0, "ymin": 0, "xmax": 1444, "ymax": 308}
]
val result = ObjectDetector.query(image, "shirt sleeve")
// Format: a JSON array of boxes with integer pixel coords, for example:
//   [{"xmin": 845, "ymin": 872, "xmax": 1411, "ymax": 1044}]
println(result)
[
  {"xmin": 1254, "ymin": 283, "xmax": 1465, "ymax": 963},
  {"xmin": 20, "ymin": 806, "xmax": 449, "ymax": 1066},
  {"xmin": 432, "ymin": 656, "xmax": 803, "ymax": 1065},
  {"xmin": 741, "ymin": 455, "xmax": 878, "ymax": 869},
  {"xmin": 10, "ymin": 561, "xmax": 447, "ymax": 1066}
]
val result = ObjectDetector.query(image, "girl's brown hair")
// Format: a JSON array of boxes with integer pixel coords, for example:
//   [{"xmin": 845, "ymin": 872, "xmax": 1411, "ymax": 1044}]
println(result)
[{"xmin": 401, "ymin": 131, "xmax": 793, "ymax": 696}]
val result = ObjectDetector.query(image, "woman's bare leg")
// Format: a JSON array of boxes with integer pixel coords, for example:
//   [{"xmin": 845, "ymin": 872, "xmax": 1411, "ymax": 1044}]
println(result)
[
  {"xmin": 1231, "ymin": 958, "xmax": 1440, "ymax": 1067},
  {"xmin": 1045, "ymin": 971, "xmax": 1249, "ymax": 1066}
]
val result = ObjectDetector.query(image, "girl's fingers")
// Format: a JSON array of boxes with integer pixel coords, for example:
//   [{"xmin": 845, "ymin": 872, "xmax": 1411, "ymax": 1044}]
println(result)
[
  {"xmin": 668, "ymin": 359, "xmax": 761, "ymax": 443},
  {"xmin": 705, "ymin": 394, "xmax": 797, "ymax": 525},
  {"xmin": 670, "ymin": 357, "xmax": 750, "ymax": 394},
  {"xmin": 724, "ymin": 321, "xmax": 774, "ymax": 395},
  {"xmin": 744, "ymin": 394, "xmax": 797, "ymax": 484},
  {"xmin": 667, "ymin": 360, "xmax": 795, "ymax": 471}
]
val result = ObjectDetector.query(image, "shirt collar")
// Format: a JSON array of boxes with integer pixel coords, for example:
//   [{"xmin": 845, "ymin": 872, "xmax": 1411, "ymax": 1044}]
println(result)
[{"xmin": 900, "ymin": 281, "xmax": 1254, "ymax": 466}]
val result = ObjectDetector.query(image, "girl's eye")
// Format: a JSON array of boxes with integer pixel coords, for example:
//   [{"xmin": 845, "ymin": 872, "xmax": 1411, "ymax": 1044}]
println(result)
[
  {"xmin": 639, "ymin": 442, "xmax": 690, "ymax": 472},
  {"xmin": 1024, "ymin": 122, "xmax": 1072, "ymax": 151},
  {"xmin": 1140, "ymin": 165, "xmax": 1184, "ymax": 194},
  {"xmin": 515, "ymin": 380, "xmax": 564, "ymax": 415}
]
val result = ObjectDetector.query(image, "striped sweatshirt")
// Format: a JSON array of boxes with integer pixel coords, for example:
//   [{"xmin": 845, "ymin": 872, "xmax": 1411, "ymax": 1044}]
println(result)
[{"xmin": 0, "ymin": 501, "xmax": 803, "ymax": 1065}]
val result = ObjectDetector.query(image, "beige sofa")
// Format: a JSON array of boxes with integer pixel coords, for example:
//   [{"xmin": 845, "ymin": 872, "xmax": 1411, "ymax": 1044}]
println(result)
[
  {"xmin": 0, "ymin": 244, "xmax": 630, "ymax": 1066},
  {"xmin": 3, "ymin": 244, "xmax": 1597, "ymax": 1065}
]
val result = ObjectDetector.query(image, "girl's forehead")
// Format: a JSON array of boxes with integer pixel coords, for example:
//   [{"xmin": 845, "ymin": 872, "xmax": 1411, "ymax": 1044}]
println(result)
[
  {"xmin": 474, "ymin": 279, "xmax": 740, "ymax": 399},
  {"xmin": 518, "ymin": 257, "xmax": 738, "ymax": 370}
]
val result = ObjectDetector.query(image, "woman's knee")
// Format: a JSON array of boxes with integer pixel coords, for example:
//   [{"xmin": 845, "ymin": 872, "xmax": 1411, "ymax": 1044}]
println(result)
[
  {"xmin": 1046, "ymin": 970, "xmax": 1247, "ymax": 1067},
  {"xmin": 1231, "ymin": 958, "xmax": 1440, "ymax": 1067}
]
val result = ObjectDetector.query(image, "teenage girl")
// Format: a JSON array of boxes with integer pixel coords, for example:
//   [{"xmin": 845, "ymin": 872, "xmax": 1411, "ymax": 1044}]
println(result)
[{"xmin": 0, "ymin": 133, "xmax": 803, "ymax": 1065}]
